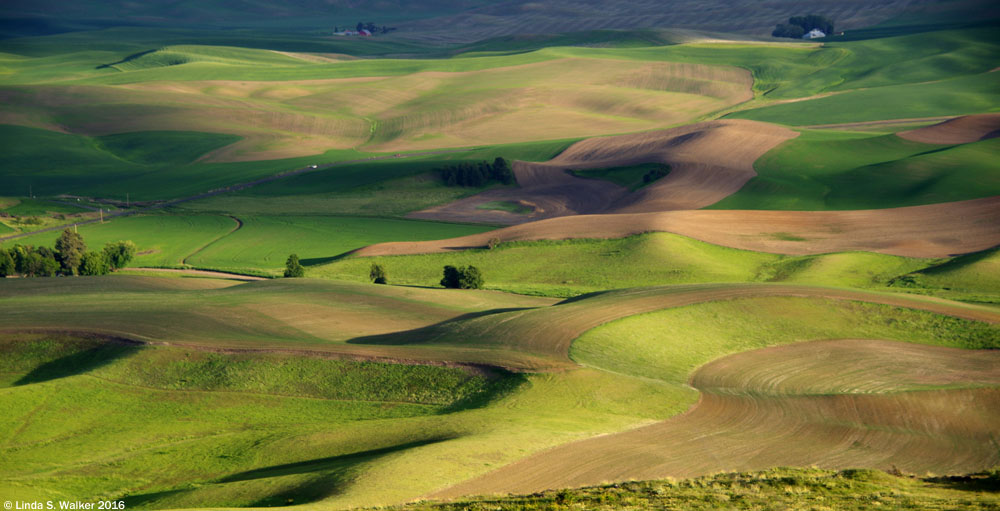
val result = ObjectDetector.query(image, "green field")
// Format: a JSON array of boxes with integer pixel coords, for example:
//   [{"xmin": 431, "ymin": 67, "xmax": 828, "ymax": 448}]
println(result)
[
  {"xmin": 184, "ymin": 215, "xmax": 494, "ymax": 274},
  {"xmin": 2, "ymin": 214, "xmax": 239, "ymax": 267},
  {"xmin": 3, "ymin": 214, "xmax": 494, "ymax": 274},
  {"xmin": 711, "ymin": 130, "xmax": 1000, "ymax": 210},
  {"xmin": 312, "ymin": 232, "xmax": 948, "ymax": 297}
]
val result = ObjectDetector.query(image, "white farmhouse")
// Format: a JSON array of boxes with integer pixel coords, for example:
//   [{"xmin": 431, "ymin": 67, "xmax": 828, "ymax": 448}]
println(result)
[{"xmin": 803, "ymin": 29, "xmax": 826, "ymax": 39}]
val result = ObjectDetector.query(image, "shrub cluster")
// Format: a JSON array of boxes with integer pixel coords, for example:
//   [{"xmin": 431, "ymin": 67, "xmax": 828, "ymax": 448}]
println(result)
[
  {"xmin": 772, "ymin": 14, "xmax": 834, "ymax": 38},
  {"xmin": 439, "ymin": 157, "xmax": 514, "ymax": 187},
  {"xmin": 0, "ymin": 229, "xmax": 135, "ymax": 278}
]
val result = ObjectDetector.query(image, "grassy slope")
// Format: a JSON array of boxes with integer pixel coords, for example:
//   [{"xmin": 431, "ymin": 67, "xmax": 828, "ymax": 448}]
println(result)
[
  {"xmin": 572, "ymin": 297, "xmax": 998, "ymax": 388},
  {"xmin": 711, "ymin": 130, "xmax": 1000, "ymax": 210},
  {"xmin": 0, "ymin": 332, "xmax": 681, "ymax": 509},
  {"xmin": 729, "ymin": 71, "xmax": 999, "ymax": 125},
  {"xmin": 312, "ymin": 232, "xmax": 939, "ymax": 297}
]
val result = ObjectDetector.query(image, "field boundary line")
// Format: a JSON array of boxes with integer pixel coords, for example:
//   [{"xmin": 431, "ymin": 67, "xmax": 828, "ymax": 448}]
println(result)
[{"xmin": 181, "ymin": 215, "xmax": 244, "ymax": 266}]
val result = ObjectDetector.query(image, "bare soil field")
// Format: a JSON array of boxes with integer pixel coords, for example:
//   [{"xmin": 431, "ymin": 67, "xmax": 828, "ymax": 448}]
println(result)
[
  {"xmin": 432, "ymin": 339, "xmax": 1000, "ymax": 499},
  {"xmin": 408, "ymin": 120, "xmax": 797, "ymax": 224},
  {"xmin": 898, "ymin": 113, "xmax": 1000, "ymax": 144},
  {"xmin": 367, "ymin": 196, "xmax": 1000, "ymax": 258}
]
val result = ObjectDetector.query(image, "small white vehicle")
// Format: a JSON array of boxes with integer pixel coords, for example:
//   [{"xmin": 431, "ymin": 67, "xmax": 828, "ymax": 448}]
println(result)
[{"xmin": 309, "ymin": 164, "xmax": 318, "ymax": 169}]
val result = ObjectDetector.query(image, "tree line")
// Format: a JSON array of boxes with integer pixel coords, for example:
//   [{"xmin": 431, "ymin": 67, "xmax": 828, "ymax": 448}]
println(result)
[
  {"xmin": 772, "ymin": 14, "xmax": 835, "ymax": 38},
  {"xmin": 0, "ymin": 229, "xmax": 135, "ymax": 278},
  {"xmin": 439, "ymin": 157, "xmax": 515, "ymax": 187}
]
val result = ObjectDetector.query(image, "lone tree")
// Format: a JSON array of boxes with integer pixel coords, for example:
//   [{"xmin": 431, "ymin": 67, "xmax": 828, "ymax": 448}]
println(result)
[
  {"xmin": 284, "ymin": 253, "xmax": 305, "ymax": 278},
  {"xmin": 440, "ymin": 265, "xmax": 483, "ymax": 289},
  {"xmin": 103, "ymin": 240, "xmax": 137, "ymax": 271},
  {"xmin": 54, "ymin": 228, "xmax": 86, "ymax": 275},
  {"xmin": 369, "ymin": 263, "xmax": 387, "ymax": 284}
]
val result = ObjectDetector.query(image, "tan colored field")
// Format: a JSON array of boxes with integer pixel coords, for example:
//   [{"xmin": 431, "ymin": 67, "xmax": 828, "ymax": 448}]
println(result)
[
  {"xmin": 409, "ymin": 119, "xmax": 797, "ymax": 224},
  {"xmin": 433, "ymin": 339, "xmax": 1000, "ymax": 499},
  {"xmin": 898, "ymin": 113, "xmax": 1000, "ymax": 144},
  {"xmin": 0, "ymin": 57, "xmax": 752, "ymax": 160},
  {"xmin": 368, "ymin": 196, "xmax": 1000, "ymax": 258}
]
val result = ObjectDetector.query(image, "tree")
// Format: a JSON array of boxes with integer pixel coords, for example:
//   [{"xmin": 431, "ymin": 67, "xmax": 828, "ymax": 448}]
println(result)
[
  {"xmin": 458, "ymin": 265, "xmax": 483, "ymax": 289},
  {"xmin": 79, "ymin": 251, "xmax": 110, "ymax": 276},
  {"xmin": 440, "ymin": 265, "xmax": 483, "ymax": 289},
  {"xmin": 284, "ymin": 253, "xmax": 305, "ymax": 278},
  {"xmin": 103, "ymin": 240, "xmax": 137, "ymax": 271},
  {"xmin": 0, "ymin": 248, "xmax": 14, "ymax": 277},
  {"xmin": 54, "ymin": 228, "xmax": 86, "ymax": 275},
  {"xmin": 369, "ymin": 263, "xmax": 387, "ymax": 284},
  {"xmin": 441, "ymin": 265, "xmax": 461, "ymax": 288}
]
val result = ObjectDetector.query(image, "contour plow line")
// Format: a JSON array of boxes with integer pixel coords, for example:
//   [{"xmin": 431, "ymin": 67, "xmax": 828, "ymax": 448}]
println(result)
[
  {"xmin": 430, "ymin": 338, "xmax": 1000, "ymax": 499},
  {"xmin": 407, "ymin": 119, "xmax": 798, "ymax": 224},
  {"xmin": 361, "ymin": 196, "xmax": 1000, "ymax": 258}
]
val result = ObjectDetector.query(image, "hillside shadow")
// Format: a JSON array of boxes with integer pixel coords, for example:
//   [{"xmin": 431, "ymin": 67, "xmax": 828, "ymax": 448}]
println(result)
[
  {"xmin": 14, "ymin": 341, "xmax": 143, "ymax": 386},
  {"xmin": 124, "ymin": 437, "xmax": 459, "ymax": 508},
  {"xmin": 219, "ymin": 437, "xmax": 456, "ymax": 484},
  {"xmin": 346, "ymin": 307, "xmax": 533, "ymax": 346}
]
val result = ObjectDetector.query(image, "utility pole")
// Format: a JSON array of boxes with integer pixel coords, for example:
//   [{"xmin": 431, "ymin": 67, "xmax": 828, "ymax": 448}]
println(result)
[
  {"xmin": 126, "ymin": 192, "xmax": 129, "ymax": 208},
  {"xmin": 100, "ymin": 208, "xmax": 103, "ymax": 223}
]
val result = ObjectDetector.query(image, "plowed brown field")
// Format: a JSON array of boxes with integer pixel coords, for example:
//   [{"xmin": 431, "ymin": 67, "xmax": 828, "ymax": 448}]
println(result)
[
  {"xmin": 409, "ymin": 120, "xmax": 797, "ymax": 224},
  {"xmin": 366, "ymin": 196, "xmax": 1000, "ymax": 258},
  {"xmin": 898, "ymin": 113, "xmax": 1000, "ymax": 145},
  {"xmin": 432, "ymin": 339, "xmax": 1000, "ymax": 499}
]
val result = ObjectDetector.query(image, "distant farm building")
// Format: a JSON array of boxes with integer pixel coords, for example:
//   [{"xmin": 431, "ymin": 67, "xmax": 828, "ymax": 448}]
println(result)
[
  {"xmin": 334, "ymin": 29, "xmax": 372, "ymax": 36},
  {"xmin": 803, "ymin": 29, "xmax": 826, "ymax": 39}
]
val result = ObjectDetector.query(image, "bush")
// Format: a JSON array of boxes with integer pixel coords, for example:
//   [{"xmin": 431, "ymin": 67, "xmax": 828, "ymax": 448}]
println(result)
[
  {"xmin": 103, "ymin": 240, "xmax": 137, "ymax": 271},
  {"xmin": 441, "ymin": 265, "xmax": 483, "ymax": 289},
  {"xmin": 369, "ymin": 263, "xmax": 387, "ymax": 284},
  {"xmin": 284, "ymin": 253, "xmax": 305, "ymax": 278},
  {"xmin": 79, "ymin": 251, "xmax": 110, "ymax": 276}
]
